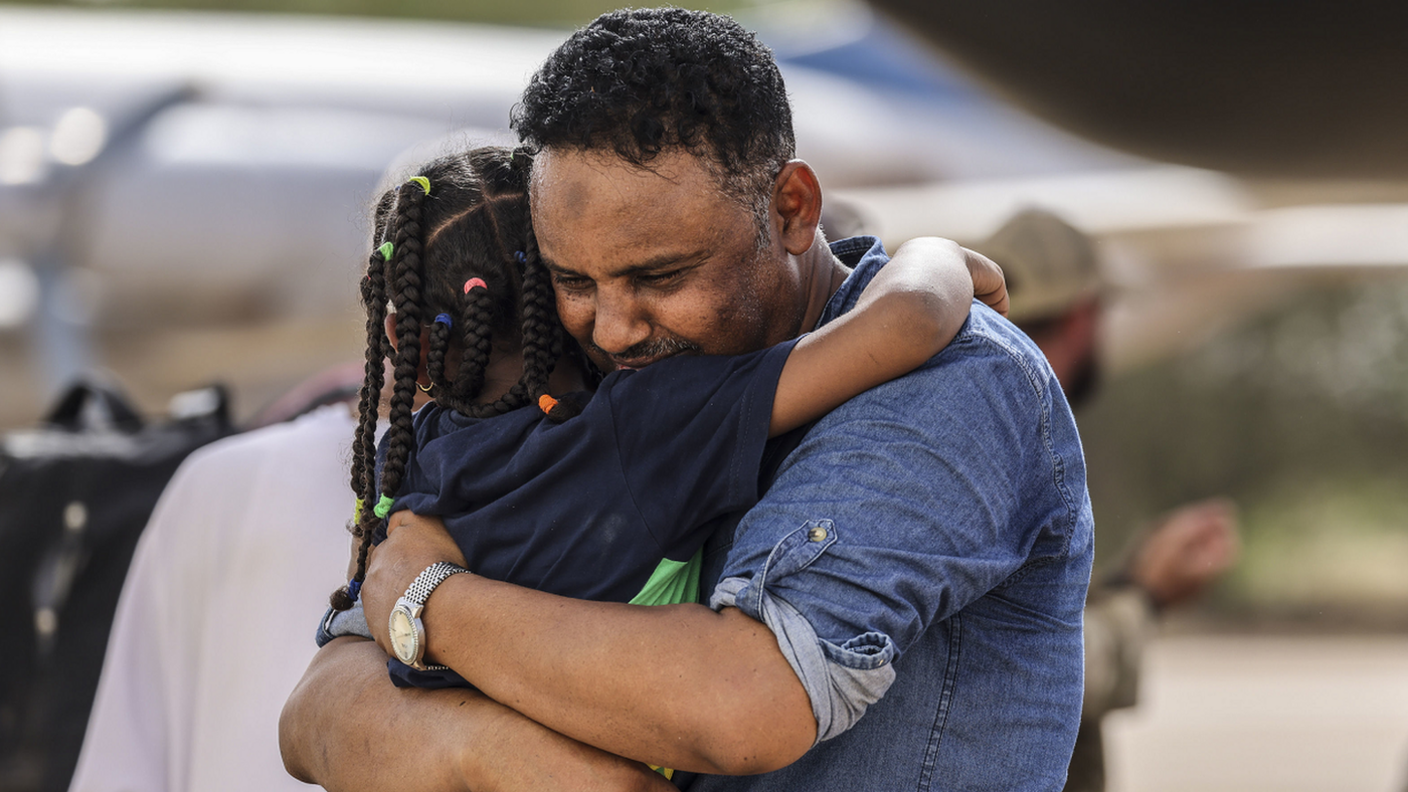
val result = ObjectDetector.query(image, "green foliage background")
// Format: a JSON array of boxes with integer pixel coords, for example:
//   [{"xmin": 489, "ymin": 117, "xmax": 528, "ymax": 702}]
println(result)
[{"xmin": 1080, "ymin": 277, "xmax": 1408, "ymax": 625}]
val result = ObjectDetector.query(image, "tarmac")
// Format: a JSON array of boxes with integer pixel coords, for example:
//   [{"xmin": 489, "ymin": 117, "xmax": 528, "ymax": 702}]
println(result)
[{"xmin": 1105, "ymin": 633, "xmax": 1408, "ymax": 792}]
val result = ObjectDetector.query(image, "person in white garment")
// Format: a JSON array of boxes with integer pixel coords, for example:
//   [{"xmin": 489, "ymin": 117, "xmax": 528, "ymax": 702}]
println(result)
[
  {"xmin": 67, "ymin": 403, "xmax": 356, "ymax": 792},
  {"xmin": 67, "ymin": 132, "xmax": 479, "ymax": 792}
]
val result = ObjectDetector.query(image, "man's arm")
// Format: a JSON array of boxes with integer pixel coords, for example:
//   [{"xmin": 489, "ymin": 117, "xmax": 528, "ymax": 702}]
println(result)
[
  {"xmin": 355, "ymin": 514, "xmax": 817, "ymax": 776},
  {"xmin": 279, "ymin": 637, "xmax": 675, "ymax": 792}
]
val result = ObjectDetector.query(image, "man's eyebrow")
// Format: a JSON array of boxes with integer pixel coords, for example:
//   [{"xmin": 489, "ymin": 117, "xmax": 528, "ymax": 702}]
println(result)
[{"xmin": 542, "ymin": 251, "xmax": 710, "ymax": 279}]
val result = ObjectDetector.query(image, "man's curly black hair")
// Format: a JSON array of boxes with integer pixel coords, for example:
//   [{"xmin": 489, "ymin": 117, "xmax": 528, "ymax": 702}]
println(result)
[{"xmin": 511, "ymin": 7, "xmax": 795, "ymax": 230}]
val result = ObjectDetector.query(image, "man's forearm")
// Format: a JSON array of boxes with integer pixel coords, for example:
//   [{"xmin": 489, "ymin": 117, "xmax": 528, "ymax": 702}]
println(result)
[
  {"xmin": 281, "ymin": 637, "xmax": 475, "ymax": 791},
  {"xmin": 360, "ymin": 513, "xmax": 817, "ymax": 775},
  {"xmin": 279, "ymin": 637, "xmax": 674, "ymax": 792},
  {"xmin": 414, "ymin": 575, "xmax": 816, "ymax": 775}
]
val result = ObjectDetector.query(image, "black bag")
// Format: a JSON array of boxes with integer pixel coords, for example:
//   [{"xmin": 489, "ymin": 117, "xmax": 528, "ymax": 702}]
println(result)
[{"xmin": 0, "ymin": 380, "xmax": 234, "ymax": 792}]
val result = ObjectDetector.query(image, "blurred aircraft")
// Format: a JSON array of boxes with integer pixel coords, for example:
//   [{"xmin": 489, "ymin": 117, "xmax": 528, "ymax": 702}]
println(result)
[
  {"xmin": 1, "ymin": 1, "xmax": 1405, "ymax": 424},
  {"xmin": 868, "ymin": 0, "xmax": 1408, "ymax": 180}
]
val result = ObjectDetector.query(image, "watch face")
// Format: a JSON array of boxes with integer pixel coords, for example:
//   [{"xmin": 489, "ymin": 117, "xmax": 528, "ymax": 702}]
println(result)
[{"xmin": 388, "ymin": 607, "xmax": 419, "ymax": 664}]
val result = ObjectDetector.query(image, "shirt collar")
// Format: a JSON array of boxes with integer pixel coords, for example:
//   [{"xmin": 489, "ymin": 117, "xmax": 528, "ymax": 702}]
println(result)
[{"xmin": 818, "ymin": 236, "xmax": 889, "ymax": 328}]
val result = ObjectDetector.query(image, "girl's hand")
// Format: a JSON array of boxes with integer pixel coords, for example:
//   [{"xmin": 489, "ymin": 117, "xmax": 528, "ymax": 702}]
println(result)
[
  {"xmin": 881, "ymin": 238, "xmax": 1007, "ymax": 317},
  {"xmin": 361, "ymin": 510, "xmax": 469, "ymax": 654},
  {"xmin": 963, "ymin": 247, "xmax": 1008, "ymax": 317}
]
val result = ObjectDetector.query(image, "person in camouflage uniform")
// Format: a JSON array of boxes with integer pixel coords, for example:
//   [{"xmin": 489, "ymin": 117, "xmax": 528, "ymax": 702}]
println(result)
[{"xmin": 979, "ymin": 208, "xmax": 1240, "ymax": 792}]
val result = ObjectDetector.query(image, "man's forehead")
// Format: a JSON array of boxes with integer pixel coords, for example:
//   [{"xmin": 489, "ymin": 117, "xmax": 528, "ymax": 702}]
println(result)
[
  {"xmin": 531, "ymin": 145, "xmax": 723, "ymax": 182},
  {"xmin": 531, "ymin": 147, "xmax": 721, "ymax": 204},
  {"xmin": 531, "ymin": 147, "xmax": 751, "ymax": 271}
]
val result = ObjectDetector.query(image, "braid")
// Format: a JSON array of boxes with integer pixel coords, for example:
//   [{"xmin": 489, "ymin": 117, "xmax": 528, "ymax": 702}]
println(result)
[
  {"xmin": 425, "ymin": 316, "xmax": 451, "ymax": 394},
  {"xmin": 359, "ymin": 253, "xmax": 390, "ymax": 492},
  {"xmin": 331, "ymin": 247, "xmax": 391, "ymax": 611},
  {"xmin": 466, "ymin": 255, "xmax": 534, "ymax": 417},
  {"xmin": 450, "ymin": 287, "xmax": 495, "ymax": 406},
  {"xmin": 349, "ymin": 253, "xmax": 385, "ymax": 505},
  {"xmin": 379, "ymin": 184, "xmax": 428, "ymax": 506},
  {"xmin": 520, "ymin": 232, "xmax": 579, "ymax": 421},
  {"xmin": 330, "ymin": 182, "xmax": 430, "ymax": 609}
]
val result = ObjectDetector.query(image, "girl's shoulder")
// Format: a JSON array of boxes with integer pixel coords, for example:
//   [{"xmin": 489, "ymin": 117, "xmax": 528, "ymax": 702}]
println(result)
[{"xmin": 425, "ymin": 401, "xmax": 538, "ymax": 436}]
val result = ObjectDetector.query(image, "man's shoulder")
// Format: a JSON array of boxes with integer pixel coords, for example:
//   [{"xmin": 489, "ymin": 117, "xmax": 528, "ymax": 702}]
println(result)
[
  {"xmin": 937, "ymin": 302, "xmax": 1055, "ymax": 392},
  {"xmin": 824, "ymin": 236, "xmax": 1055, "ymax": 404},
  {"xmin": 783, "ymin": 299, "xmax": 1075, "ymax": 494},
  {"xmin": 843, "ymin": 301, "xmax": 1058, "ymax": 420}
]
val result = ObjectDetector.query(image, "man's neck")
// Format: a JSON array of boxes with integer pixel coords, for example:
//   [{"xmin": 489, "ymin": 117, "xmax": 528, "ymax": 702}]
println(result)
[{"xmin": 796, "ymin": 236, "xmax": 851, "ymax": 334}]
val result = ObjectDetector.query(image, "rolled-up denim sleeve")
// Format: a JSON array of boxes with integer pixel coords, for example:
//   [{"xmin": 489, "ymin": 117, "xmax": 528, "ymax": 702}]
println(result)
[
  {"xmin": 315, "ymin": 599, "xmax": 371, "ymax": 647},
  {"xmin": 710, "ymin": 326, "xmax": 1080, "ymax": 743},
  {"xmin": 709, "ymin": 525, "xmax": 897, "ymax": 744}
]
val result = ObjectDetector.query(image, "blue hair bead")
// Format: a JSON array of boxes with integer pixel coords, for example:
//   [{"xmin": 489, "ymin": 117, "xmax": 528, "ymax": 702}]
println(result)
[
  {"xmin": 434, "ymin": 313, "xmax": 453, "ymax": 327},
  {"xmin": 514, "ymin": 250, "xmax": 526, "ymax": 264}
]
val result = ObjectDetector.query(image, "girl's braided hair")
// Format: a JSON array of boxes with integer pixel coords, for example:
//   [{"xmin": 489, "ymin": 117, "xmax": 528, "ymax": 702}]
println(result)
[{"xmin": 330, "ymin": 146, "xmax": 578, "ymax": 611}]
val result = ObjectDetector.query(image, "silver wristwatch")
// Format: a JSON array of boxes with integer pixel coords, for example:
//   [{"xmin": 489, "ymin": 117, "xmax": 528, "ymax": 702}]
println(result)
[{"xmin": 387, "ymin": 561, "xmax": 469, "ymax": 671}]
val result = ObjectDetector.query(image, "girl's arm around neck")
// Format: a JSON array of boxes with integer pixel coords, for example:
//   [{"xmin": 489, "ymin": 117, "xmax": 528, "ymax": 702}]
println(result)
[{"xmin": 769, "ymin": 237, "xmax": 1006, "ymax": 435}]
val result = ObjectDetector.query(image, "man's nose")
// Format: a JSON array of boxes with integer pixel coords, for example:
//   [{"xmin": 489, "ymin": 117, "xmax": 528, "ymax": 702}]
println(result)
[{"xmin": 591, "ymin": 286, "xmax": 651, "ymax": 356}]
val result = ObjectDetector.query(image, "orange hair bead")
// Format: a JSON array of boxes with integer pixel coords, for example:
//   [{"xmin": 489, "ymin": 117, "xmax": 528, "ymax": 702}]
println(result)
[{"xmin": 538, "ymin": 394, "xmax": 558, "ymax": 414}]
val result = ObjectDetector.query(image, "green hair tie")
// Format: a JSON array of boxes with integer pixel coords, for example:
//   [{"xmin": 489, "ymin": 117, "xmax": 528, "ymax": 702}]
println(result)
[
  {"xmin": 407, "ymin": 176, "xmax": 431, "ymax": 195},
  {"xmin": 353, "ymin": 497, "xmax": 364, "ymax": 523},
  {"xmin": 377, "ymin": 242, "xmax": 394, "ymax": 260},
  {"xmin": 372, "ymin": 494, "xmax": 396, "ymax": 519}
]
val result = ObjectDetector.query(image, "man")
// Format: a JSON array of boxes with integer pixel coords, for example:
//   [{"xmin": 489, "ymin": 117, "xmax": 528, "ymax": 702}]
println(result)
[
  {"xmin": 979, "ymin": 208, "xmax": 1240, "ymax": 792},
  {"xmin": 280, "ymin": 9, "xmax": 1093, "ymax": 790}
]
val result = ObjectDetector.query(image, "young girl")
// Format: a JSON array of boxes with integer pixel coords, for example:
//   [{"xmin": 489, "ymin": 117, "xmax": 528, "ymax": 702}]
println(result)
[{"xmin": 324, "ymin": 147, "xmax": 1002, "ymax": 701}]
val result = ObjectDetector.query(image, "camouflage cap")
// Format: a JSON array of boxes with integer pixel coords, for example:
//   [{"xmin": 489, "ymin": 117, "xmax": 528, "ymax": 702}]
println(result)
[{"xmin": 979, "ymin": 208, "xmax": 1102, "ymax": 323}]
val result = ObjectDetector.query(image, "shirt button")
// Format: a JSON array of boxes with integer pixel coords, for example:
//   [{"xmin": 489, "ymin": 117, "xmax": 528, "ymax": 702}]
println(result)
[{"xmin": 807, "ymin": 525, "xmax": 828, "ymax": 542}]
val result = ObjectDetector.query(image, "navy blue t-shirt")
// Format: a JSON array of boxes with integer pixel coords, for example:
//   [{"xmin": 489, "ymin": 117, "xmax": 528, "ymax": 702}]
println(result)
[{"xmin": 375, "ymin": 338, "xmax": 798, "ymax": 688}]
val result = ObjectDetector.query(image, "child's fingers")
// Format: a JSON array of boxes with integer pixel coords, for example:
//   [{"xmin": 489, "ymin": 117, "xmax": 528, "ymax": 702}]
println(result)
[{"xmin": 964, "ymin": 247, "xmax": 1009, "ymax": 317}]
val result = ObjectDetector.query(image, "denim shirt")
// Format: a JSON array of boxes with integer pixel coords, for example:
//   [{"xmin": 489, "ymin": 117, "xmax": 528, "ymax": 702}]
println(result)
[{"xmin": 681, "ymin": 237, "xmax": 1094, "ymax": 791}]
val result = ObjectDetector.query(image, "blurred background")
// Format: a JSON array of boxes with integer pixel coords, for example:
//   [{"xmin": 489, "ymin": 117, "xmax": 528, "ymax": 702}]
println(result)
[{"xmin": 2, "ymin": 1, "xmax": 1407, "ymax": 790}]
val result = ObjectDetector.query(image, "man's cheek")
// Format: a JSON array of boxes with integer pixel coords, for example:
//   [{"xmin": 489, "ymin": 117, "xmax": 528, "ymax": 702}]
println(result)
[
  {"xmin": 554, "ymin": 302, "xmax": 614, "ymax": 372},
  {"xmin": 554, "ymin": 298, "xmax": 593, "ymax": 348},
  {"xmin": 685, "ymin": 287, "xmax": 752, "ymax": 355}
]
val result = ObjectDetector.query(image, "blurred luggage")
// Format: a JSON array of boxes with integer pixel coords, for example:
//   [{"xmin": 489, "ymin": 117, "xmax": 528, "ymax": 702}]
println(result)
[{"xmin": 0, "ymin": 379, "xmax": 234, "ymax": 792}]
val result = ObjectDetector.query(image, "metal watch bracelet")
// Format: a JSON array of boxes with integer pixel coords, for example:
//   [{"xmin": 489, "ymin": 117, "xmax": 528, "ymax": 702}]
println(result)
[{"xmin": 396, "ymin": 561, "xmax": 469, "ymax": 671}]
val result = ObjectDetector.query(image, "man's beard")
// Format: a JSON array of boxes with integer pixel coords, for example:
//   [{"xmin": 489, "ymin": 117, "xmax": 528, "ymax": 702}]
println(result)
[
  {"xmin": 589, "ymin": 335, "xmax": 703, "ymax": 370},
  {"xmin": 1064, "ymin": 351, "xmax": 1102, "ymax": 412}
]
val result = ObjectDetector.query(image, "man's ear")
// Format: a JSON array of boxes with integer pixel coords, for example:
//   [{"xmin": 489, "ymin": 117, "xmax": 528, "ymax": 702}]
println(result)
[{"xmin": 772, "ymin": 160, "xmax": 823, "ymax": 256}]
